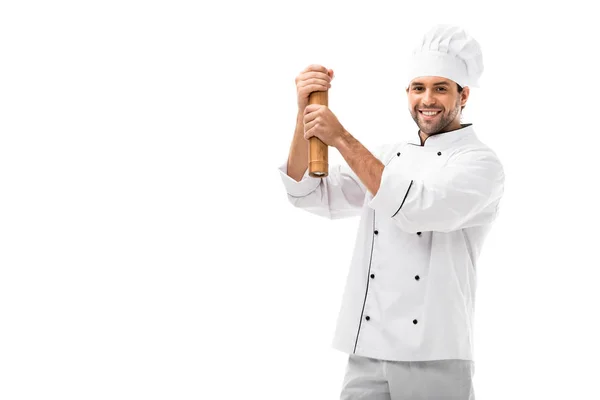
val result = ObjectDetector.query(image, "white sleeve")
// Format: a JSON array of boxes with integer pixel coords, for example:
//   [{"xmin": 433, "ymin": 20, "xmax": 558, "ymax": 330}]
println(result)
[
  {"xmin": 278, "ymin": 161, "xmax": 367, "ymax": 220},
  {"xmin": 367, "ymin": 148, "xmax": 505, "ymax": 233}
]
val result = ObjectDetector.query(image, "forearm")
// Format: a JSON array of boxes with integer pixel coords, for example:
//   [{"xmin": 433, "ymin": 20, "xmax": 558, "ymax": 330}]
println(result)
[
  {"xmin": 335, "ymin": 130, "xmax": 384, "ymax": 196},
  {"xmin": 286, "ymin": 111, "xmax": 309, "ymax": 182}
]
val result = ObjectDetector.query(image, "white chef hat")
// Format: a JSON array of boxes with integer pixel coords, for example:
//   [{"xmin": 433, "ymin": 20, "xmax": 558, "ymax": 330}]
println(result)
[{"xmin": 406, "ymin": 24, "xmax": 483, "ymax": 88}]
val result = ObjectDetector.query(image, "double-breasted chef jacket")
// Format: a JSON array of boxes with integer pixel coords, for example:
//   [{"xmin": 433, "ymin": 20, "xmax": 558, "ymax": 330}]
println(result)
[{"xmin": 278, "ymin": 124, "xmax": 505, "ymax": 362}]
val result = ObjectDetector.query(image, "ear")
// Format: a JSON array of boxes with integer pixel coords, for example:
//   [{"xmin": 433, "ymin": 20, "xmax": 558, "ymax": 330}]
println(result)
[{"xmin": 461, "ymin": 86, "xmax": 471, "ymax": 107}]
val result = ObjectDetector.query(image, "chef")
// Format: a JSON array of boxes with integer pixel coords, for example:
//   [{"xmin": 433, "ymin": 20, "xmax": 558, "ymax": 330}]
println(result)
[{"xmin": 278, "ymin": 24, "xmax": 504, "ymax": 400}]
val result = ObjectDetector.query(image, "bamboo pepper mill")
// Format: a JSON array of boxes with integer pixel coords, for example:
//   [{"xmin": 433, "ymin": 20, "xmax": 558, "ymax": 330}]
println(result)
[{"xmin": 308, "ymin": 90, "xmax": 329, "ymax": 177}]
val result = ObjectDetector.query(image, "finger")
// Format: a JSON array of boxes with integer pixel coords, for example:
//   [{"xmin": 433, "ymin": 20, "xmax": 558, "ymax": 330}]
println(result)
[
  {"xmin": 304, "ymin": 104, "xmax": 322, "ymax": 115},
  {"xmin": 298, "ymin": 78, "xmax": 331, "ymax": 86},
  {"xmin": 303, "ymin": 110, "xmax": 317, "ymax": 125},
  {"xmin": 299, "ymin": 71, "xmax": 331, "ymax": 82},
  {"xmin": 296, "ymin": 83, "xmax": 331, "ymax": 94},
  {"xmin": 304, "ymin": 110, "xmax": 323, "ymax": 128},
  {"xmin": 297, "ymin": 75, "xmax": 331, "ymax": 87},
  {"xmin": 296, "ymin": 71, "xmax": 331, "ymax": 87},
  {"xmin": 304, "ymin": 126, "xmax": 317, "ymax": 140},
  {"xmin": 304, "ymin": 121, "xmax": 316, "ymax": 133},
  {"xmin": 298, "ymin": 85, "xmax": 329, "ymax": 97},
  {"xmin": 302, "ymin": 64, "xmax": 328, "ymax": 74},
  {"xmin": 304, "ymin": 114, "xmax": 321, "ymax": 132}
]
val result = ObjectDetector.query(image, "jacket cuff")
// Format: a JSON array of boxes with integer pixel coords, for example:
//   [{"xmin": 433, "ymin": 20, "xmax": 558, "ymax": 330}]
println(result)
[
  {"xmin": 367, "ymin": 165, "xmax": 413, "ymax": 217},
  {"xmin": 278, "ymin": 162, "xmax": 322, "ymax": 197}
]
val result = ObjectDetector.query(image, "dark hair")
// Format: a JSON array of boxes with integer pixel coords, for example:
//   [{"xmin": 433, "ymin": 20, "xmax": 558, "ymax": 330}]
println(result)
[{"xmin": 457, "ymin": 83, "xmax": 465, "ymax": 111}]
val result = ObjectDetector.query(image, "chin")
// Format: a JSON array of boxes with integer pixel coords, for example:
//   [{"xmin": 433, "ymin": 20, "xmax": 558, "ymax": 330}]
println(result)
[
  {"xmin": 417, "ymin": 122, "xmax": 442, "ymax": 135},
  {"xmin": 421, "ymin": 129, "xmax": 442, "ymax": 135}
]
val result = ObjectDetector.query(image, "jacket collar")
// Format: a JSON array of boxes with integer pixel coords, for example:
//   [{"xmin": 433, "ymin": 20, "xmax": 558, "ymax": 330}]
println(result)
[{"xmin": 409, "ymin": 123, "xmax": 476, "ymax": 148}]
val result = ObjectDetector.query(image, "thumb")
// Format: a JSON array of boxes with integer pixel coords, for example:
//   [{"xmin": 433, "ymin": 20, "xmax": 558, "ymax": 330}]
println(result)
[{"xmin": 328, "ymin": 69, "xmax": 334, "ymax": 79}]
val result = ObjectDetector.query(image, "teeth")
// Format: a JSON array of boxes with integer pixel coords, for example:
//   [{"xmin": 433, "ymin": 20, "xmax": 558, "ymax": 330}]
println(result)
[{"xmin": 422, "ymin": 111, "xmax": 439, "ymax": 116}]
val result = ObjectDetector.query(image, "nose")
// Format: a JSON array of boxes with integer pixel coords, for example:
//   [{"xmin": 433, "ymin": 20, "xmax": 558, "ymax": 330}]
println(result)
[{"xmin": 422, "ymin": 88, "xmax": 436, "ymax": 106}]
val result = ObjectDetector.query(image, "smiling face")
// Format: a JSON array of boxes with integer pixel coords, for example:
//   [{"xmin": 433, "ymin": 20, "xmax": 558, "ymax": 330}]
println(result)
[{"xmin": 406, "ymin": 76, "xmax": 470, "ymax": 135}]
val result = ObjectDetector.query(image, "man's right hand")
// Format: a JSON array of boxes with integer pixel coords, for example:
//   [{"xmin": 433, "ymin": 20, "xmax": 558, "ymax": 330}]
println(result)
[{"xmin": 295, "ymin": 64, "xmax": 334, "ymax": 112}]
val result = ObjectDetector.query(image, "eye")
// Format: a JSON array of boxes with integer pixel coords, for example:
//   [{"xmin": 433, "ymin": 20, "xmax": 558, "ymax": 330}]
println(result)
[
  {"xmin": 412, "ymin": 86, "xmax": 424, "ymax": 91},
  {"xmin": 436, "ymin": 87, "xmax": 447, "ymax": 92}
]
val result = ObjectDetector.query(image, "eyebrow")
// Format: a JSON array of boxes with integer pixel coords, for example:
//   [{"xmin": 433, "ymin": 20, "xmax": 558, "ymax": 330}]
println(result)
[{"xmin": 410, "ymin": 81, "xmax": 451, "ymax": 87}]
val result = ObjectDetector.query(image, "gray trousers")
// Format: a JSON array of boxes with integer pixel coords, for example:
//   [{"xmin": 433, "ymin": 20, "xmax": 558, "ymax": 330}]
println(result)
[{"xmin": 340, "ymin": 354, "xmax": 475, "ymax": 400}]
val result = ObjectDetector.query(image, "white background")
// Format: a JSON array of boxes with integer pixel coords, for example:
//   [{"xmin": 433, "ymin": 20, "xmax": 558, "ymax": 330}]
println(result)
[{"xmin": 1, "ymin": 1, "xmax": 599, "ymax": 399}]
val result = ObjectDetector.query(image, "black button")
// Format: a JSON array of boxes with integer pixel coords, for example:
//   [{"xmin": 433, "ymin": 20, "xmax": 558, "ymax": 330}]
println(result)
[
  {"xmin": 374, "ymin": 230, "xmax": 379, "ymax": 235},
  {"xmin": 397, "ymin": 152, "xmax": 401, "ymax": 156},
  {"xmin": 366, "ymin": 316, "xmax": 371, "ymax": 321},
  {"xmin": 370, "ymin": 274, "xmax": 375, "ymax": 279},
  {"xmin": 437, "ymin": 151, "xmax": 442, "ymax": 156},
  {"xmin": 417, "ymin": 232, "xmax": 422, "ymax": 235},
  {"xmin": 415, "ymin": 275, "xmax": 420, "ymax": 281},
  {"xmin": 413, "ymin": 319, "xmax": 418, "ymax": 324}
]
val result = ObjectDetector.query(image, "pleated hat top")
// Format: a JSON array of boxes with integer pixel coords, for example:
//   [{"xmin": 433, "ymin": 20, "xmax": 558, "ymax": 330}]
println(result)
[{"xmin": 406, "ymin": 24, "xmax": 484, "ymax": 88}]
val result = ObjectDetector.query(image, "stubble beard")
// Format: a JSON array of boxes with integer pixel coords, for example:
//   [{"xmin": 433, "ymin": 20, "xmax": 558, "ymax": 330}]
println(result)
[{"xmin": 410, "ymin": 96, "xmax": 461, "ymax": 135}]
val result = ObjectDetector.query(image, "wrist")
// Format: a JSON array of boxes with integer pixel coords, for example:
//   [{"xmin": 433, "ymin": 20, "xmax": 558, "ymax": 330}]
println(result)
[{"xmin": 335, "ymin": 130, "xmax": 351, "ymax": 150}]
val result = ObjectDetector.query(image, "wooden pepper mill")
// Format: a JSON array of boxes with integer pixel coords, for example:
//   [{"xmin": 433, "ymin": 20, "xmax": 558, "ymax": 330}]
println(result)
[{"xmin": 308, "ymin": 90, "xmax": 329, "ymax": 177}]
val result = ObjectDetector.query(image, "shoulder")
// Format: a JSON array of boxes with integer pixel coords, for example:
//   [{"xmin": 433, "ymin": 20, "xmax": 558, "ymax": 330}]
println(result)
[{"xmin": 451, "ymin": 131, "xmax": 503, "ymax": 167}]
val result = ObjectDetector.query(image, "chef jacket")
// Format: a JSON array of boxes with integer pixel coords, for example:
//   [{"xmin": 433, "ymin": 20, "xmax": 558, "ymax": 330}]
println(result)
[{"xmin": 277, "ymin": 124, "xmax": 505, "ymax": 362}]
